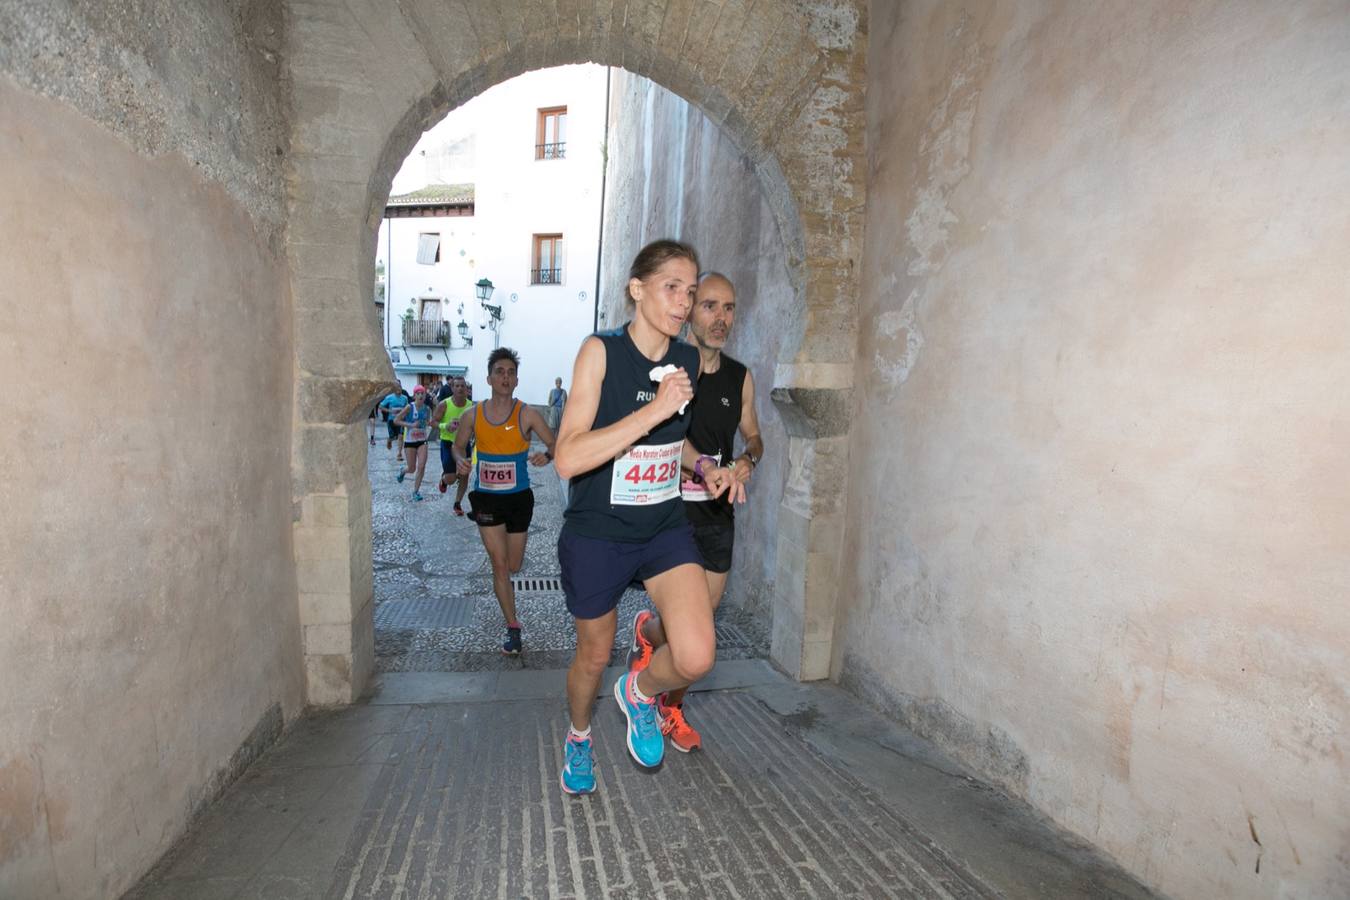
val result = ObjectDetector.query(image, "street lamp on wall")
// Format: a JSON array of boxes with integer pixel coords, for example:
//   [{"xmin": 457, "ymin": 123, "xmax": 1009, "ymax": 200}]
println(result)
[
  {"xmin": 476, "ymin": 277, "xmax": 502, "ymax": 330},
  {"xmin": 457, "ymin": 319, "xmax": 472, "ymax": 347}
]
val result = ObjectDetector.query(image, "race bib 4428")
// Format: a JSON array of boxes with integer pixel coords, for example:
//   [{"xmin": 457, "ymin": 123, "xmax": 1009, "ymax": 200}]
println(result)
[{"xmin": 610, "ymin": 440, "xmax": 683, "ymax": 506}]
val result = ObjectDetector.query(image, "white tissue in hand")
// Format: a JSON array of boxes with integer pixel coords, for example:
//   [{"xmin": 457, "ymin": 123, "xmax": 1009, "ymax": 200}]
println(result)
[{"xmin": 648, "ymin": 365, "xmax": 689, "ymax": 415}]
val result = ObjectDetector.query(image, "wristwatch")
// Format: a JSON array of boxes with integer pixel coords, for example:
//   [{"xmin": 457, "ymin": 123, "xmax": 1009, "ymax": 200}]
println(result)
[{"xmin": 745, "ymin": 451, "xmax": 760, "ymax": 467}]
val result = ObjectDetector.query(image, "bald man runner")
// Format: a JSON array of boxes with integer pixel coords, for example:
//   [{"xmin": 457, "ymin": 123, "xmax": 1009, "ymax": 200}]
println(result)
[{"xmin": 628, "ymin": 271, "xmax": 764, "ymax": 752}]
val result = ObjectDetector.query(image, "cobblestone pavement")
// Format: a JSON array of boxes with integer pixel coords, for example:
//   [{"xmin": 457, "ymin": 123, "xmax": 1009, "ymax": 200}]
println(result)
[{"xmin": 369, "ymin": 436, "xmax": 770, "ymax": 673}]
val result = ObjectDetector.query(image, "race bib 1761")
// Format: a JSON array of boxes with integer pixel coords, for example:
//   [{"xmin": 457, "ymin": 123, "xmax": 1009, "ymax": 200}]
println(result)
[
  {"xmin": 610, "ymin": 440, "xmax": 683, "ymax": 506},
  {"xmin": 477, "ymin": 459, "xmax": 518, "ymax": 491}
]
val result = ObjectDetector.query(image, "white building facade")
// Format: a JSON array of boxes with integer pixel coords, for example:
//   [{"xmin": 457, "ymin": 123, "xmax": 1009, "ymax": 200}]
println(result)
[{"xmin": 376, "ymin": 64, "xmax": 609, "ymax": 404}]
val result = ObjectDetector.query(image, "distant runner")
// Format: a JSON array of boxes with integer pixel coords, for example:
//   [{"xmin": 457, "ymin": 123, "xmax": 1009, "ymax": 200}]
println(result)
[
  {"xmin": 379, "ymin": 389, "xmax": 410, "ymax": 452},
  {"xmin": 432, "ymin": 375, "xmax": 473, "ymax": 516},
  {"xmin": 453, "ymin": 348, "xmax": 556, "ymax": 655},
  {"xmin": 392, "ymin": 385, "xmax": 433, "ymax": 501}
]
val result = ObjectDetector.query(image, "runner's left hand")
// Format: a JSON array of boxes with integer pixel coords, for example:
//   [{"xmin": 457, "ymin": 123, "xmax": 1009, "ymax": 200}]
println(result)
[
  {"xmin": 529, "ymin": 452, "xmax": 551, "ymax": 466},
  {"xmin": 705, "ymin": 467, "xmax": 747, "ymax": 504}
]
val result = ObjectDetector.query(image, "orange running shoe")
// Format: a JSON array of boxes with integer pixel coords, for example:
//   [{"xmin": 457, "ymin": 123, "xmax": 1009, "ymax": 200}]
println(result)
[
  {"xmin": 658, "ymin": 701, "xmax": 701, "ymax": 753},
  {"xmin": 626, "ymin": 610, "xmax": 656, "ymax": 673}
]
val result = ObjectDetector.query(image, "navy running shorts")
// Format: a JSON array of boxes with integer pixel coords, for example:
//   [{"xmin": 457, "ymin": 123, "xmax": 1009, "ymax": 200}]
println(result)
[
  {"xmin": 441, "ymin": 440, "xmax": 473, "ymax": 474},
  {"xmin": 692, "ymin": 522, "xmax": 735, "ymax": 574},
  {"xmin": 558, "ymin": 523, "xmax": 703, "ymax": 620}
]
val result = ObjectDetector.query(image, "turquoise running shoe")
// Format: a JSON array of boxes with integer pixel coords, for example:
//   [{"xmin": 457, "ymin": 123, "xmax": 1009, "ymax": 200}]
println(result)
[
  {"xmin": 560, "ymin": 735, "xmax": 596, "ymax": 795},
  {"xmin": 613, "ymin": 672, "xmax": 664, "ymax": 768},
  {"xmin": 412, "ymin": 491, "xmax": 424, "ymax": 501},
  {"xmin": 396, "ymin": 468, "xmax": 406, "ymax": 483}
]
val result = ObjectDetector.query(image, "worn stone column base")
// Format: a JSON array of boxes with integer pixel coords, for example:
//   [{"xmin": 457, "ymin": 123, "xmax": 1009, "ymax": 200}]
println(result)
[
  {"xmin": 770, "ymin": 367, "xmax": 853, "ymax": 681},
  {"xmin": 293, "ymin": 422, "xmax": 377, "ymax": 706}
]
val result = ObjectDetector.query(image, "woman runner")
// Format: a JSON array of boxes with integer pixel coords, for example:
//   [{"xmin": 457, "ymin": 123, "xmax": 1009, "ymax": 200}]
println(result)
[
  {"xmin": 552, "ymin": 240, "xmax": 743, "ymax": 795},
  {"xmin": 392, "ymin": 385, "xmax": 433, "ymax": 501}
]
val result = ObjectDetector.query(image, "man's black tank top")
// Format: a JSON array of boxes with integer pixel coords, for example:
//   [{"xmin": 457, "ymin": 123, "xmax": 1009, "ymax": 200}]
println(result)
[
  {"xmin": 563, "ymin": 324, "xmax": 700, "ymax": 541},
  {"xmin": 683, "ymin": 355, "xmax": 746, "ymax": 526}
]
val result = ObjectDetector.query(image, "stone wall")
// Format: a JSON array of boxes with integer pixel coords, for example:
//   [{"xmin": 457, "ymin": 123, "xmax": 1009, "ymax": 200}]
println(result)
[
  {"xmin": 0, "ymin": 2, "xmax": 301, "ymax": 897},
  {"xmin": 284, "ymin": 0, "xmax": 867, "ymax": 693},
  {"xmin": 837, "ymin": 2, "xmax": 1350, "ymax": 898},
  {"xmin": 597, "ymin": 70, "xmax": 798, "ymax": 621}
]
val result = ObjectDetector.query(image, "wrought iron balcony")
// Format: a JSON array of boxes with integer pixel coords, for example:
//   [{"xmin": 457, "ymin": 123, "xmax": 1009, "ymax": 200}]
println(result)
[
  {"xmin": 530, "ymin": 268, "xmax": 562, "ymax": 285},
  {"xmin": 535, "ymin": 142, "xmax": 566, "ymax": 160},
  {"xmin": 402, "ymin": 318, "xmax": 451, "ymax": 346}
]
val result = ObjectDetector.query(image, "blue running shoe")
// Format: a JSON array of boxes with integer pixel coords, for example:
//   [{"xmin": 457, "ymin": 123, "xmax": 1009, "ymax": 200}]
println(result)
[
  {"xmin": 613, "ymin": 672, "xmax": 664, "ymax": 768},
  {"xmin": 560, "ymin": 735, "xmax": 596, "ymax": 795},
  {"xmin": 412, "ymin": 491, "xmax": 424, "ymax": 501},
  {"xmin": 396, "ymin": 468, "xmax": 406, "ymax": 483}
]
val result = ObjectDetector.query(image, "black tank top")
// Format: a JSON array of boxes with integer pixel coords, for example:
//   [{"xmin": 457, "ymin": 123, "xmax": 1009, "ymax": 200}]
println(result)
[
  {"xmin": 683, "ymin": 355, "xmax": 746, "ymax": 526},
  {"xmin": 563, "ymin": 324, "xmax": 700, "ymax": 541}
]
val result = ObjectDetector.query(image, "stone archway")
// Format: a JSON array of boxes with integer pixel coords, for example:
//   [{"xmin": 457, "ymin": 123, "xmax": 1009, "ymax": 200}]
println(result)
[{"xmin": 285, "ymin": 0, "xmax": 866, "ymax": 704}]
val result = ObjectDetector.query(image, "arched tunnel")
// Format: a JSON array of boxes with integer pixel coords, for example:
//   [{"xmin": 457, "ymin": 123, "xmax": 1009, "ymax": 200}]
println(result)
[{"xmin": 2, "ymin": 2, "xmax": 1347, "ymax": 898}]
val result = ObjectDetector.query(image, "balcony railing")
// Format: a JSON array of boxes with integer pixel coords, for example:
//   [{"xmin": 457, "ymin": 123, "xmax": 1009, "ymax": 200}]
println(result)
[
  {"xmin": 530, "ymin": 268, "xmax": 562, "ymax": 285},
  {"xmin": 402, "ymin": 319, "xmax": 451, "ymax": 346},
  {"xmin": 535, "ymin": 142, "xmax": 566, "ymax": 160}
]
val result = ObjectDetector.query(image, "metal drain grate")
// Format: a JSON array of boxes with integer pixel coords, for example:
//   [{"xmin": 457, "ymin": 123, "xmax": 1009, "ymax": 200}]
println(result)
[
  {"xmin": 511, "ymin": 575, "xmax": 562, "ymax": 593},
  {"xmin": 715, "ymin": 622, "xmax": 751, "ymax": 649},
  {"xmin": 374, "ymin": 597, "xmax": 476, "ymax": 629}
]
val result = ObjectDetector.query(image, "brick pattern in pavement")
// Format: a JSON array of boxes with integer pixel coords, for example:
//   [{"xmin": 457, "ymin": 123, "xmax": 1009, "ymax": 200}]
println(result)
[{"xmin": 325, "ymin": 692, "xmax": 997, "ymax": 899}]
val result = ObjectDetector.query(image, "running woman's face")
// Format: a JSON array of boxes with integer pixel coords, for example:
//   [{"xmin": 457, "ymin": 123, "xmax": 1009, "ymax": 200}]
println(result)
[
  {"xmin": 630, "ymin": 257, "xmax": 697, "ymax": 338},
  {"xmin": 487, "ymin": 361, "xmax": 518, "ymax": 396},
  {"xmin": 689, "ymin": 276, "xmax": 736, "ymax": 351}
]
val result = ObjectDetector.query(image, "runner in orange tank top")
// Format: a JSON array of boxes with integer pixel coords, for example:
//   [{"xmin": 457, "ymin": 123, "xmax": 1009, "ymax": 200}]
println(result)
[{"xmin": 452, "ymin": 347, "xmax": 557, "ymax": 655}]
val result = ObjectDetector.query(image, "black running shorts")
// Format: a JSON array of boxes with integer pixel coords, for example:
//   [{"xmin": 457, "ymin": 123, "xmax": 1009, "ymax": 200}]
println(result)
[
  {"xmin": 692, "ymin": 522, "xmax": 735, "ymax": 574},
  {"xmin": 468, "ymin": 489, "xmax": 534, "ymax": 533}
]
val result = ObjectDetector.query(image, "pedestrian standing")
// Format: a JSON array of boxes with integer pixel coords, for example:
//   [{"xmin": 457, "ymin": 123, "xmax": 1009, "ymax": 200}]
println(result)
[{"xmin": 547, "ymin": 377, "xmax": 568, "ymax": 430}]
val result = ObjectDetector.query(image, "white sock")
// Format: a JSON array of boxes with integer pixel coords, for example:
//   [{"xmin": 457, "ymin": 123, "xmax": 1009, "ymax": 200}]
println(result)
[
  {"xmin": 631, "ymin": 677, "xmax": 653, "ymax": 704},
  {"xmin": 568, "ymin": 725, "xmax": 591, "ymax": 742}
]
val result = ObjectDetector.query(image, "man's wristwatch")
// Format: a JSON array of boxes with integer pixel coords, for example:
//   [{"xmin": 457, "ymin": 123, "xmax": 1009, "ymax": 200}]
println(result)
[{"xmin": 745, "ymin": 451, "xmax": 760, "ymax": 468}]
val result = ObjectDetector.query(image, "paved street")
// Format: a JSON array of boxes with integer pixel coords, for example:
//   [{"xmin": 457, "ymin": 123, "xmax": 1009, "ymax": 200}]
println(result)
[
  {"xmin": 126, "ymin": 665, "xmax": 1155, "ymax": 899},
  {"xmin": 125, "ymin": 434, "xmax": 1157, "ymax": 899},
  {"xmin": 367, "ymin": 432, "xmax": 769, "ymax": 672}
]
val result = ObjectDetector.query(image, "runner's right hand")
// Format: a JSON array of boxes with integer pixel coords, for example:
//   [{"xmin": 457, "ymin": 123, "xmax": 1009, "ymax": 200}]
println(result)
[
  {"xmin": 456, "ymin": 457, "xmax": 472, "ymax": 477},
  {"xmin": 651, "ymin": 368, "xmax": 693, "ymax": 421}
]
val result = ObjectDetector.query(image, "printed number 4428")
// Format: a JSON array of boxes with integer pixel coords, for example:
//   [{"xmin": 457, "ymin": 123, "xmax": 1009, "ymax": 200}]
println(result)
[{"xmin": 622, "ymin": 462, "xmax": 676, "ymax": 485}]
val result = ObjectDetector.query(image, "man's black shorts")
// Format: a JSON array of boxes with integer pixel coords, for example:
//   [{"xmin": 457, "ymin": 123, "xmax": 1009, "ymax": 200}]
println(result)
[
  {"xmin": 468, "ymin": 489, "xmax": 534, "ymax": 533},
  {"xmin": 692, "ymin": 522, "xmax": 735, "ymax": 574}
]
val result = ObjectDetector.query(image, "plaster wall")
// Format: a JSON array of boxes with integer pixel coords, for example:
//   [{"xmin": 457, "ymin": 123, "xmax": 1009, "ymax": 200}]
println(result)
[
  {"xmin": 839, "ymin": 2, "xmax": 1350, "ymax": 898},
  {"xmin": 378, "ymin": 64, "xmax": 609, "ymax": 403},
  {"xmin": 599, "ymin": 70, "xmax": 797, "ymax": 619},
  {"xmin": 378, "ymin": 212, "xmax": 479, "ymax": 383},
  {"xmin": 0, "ymin": 3, "xmax": 300, "ymax": 897}
]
